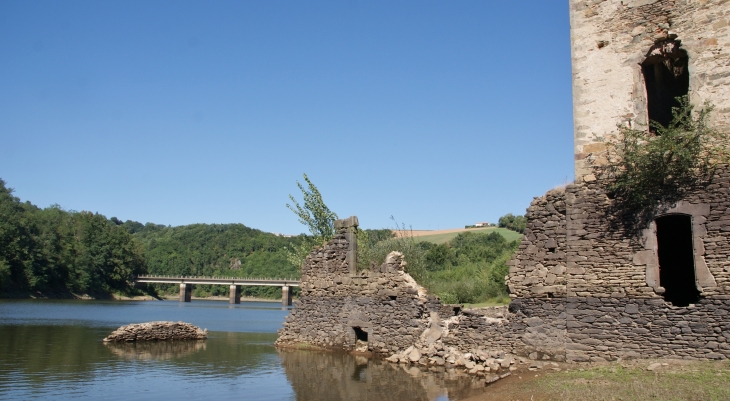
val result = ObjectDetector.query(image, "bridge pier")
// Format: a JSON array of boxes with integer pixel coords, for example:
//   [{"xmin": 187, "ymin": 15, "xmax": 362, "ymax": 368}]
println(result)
[
  {"xmin": 282, "ymin": 286, "xmax": 292, "ymax": 306},
  {"xmin": 229, "ymin": 285, "xmax": 241, "ymax": 304},
  {"xmin": 179, "ymin": 283, "xmax": 192, "ymax": 302}
]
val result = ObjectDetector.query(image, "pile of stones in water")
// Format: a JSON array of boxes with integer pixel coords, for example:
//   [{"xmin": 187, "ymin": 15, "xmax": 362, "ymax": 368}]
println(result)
[{"xmin": 103, "ymin": 321, "xmax": 207, "ymax": 342}]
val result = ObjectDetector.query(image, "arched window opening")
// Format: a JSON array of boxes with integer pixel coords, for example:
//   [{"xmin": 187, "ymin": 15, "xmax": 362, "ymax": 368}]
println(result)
[
  {"xmin": 642, "ymin": 40, "xmax": 689, "ymax": 129},
  {"xmin": 656, "ymin": 214, "xmax": 700, "ymax": 306},
  {"xmin": 352, "ymin": 326, "xmax": 369, "ymax": 352},
  {"xmin": 353, "ymin": 326, "xmax": 368, "ymax": 342}
]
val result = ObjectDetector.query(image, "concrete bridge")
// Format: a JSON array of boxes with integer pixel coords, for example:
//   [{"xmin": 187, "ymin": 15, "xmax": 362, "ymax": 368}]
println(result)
[{"xmin": 134, "ymin": 275, "xmax": 300, "ymax": 305}]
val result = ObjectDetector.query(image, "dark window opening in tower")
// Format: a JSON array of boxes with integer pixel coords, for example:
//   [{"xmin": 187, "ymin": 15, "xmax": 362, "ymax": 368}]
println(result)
[
  {"xmin": 642, "ymin": 40, "xmax": 689, "ymax": 130},
  {"xmin": 656, "ymin": 214, "xmax": 700, "ymax": 306}
]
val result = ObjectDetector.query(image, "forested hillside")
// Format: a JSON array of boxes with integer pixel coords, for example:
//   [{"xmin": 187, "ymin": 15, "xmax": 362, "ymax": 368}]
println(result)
[
  {"xmin": 1, "ymin": 176, "xmax": 522, "ymax": 302},
  {"xmin": 0, "ymin": 178, "xmax": 305, "ymax": 298},
  {"xmin": 0, "ymin": 179, "xmax": 146, "ymax": 297},
  {"xmin": 125, "ymin": 222, "xmax": 305, "ymax": 298},
  {"xmin": 124, "ymin": 222, "xmax": 302, "ymax": 279}
]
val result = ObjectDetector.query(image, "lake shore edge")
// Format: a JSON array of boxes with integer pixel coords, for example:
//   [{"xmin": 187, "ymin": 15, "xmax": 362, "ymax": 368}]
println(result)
[{"xmin": 0, "ymin": 290, "xmax": 283, "ymax": 303}]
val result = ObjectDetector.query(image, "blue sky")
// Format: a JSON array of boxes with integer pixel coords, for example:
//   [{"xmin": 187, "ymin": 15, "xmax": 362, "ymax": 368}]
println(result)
[{"xmin": 0, "ymin": 1, "xmax": 574, "ymax": 234}]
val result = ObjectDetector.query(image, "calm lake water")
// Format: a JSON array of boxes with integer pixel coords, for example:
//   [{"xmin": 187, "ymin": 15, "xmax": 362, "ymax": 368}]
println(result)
[{"xmin": 0, "ymin": 299, "xmax": 489, "ymax": 401}]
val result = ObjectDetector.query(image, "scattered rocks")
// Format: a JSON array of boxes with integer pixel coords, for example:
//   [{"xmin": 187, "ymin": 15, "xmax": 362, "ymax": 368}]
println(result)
[
  {"xmin": 384, "ymin": 334, "xmax": 524, "ymax": 383},
  {"xmin": 408, "ymin": 348, "xmax": 422, "ymax": 362},
  {"xmin": 103, "ymin": 321, "xmax": 207, "ymax": 342}
]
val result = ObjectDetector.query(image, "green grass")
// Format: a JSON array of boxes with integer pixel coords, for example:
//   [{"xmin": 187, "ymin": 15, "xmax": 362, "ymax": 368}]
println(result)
[
  {"xmin": 414, "ymin": 227, "xmax": 523, "ymax": 245},
  {"xmin": 464, "ymin": 296, "xmax": 511, "ymax": 308},
  {"xmin": 525, "ymin": 361, "xmax": 730, "ymax": 401}
]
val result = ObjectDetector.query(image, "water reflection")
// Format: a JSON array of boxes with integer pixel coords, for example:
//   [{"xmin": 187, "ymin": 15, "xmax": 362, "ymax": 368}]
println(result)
[
  {"xmin": 0, "ymin": 325, "xmax": 109, "ymax": 382},
  {"xmin": 104, "ymin": 340, "xmax": 207, "ymax": 361},
  {"xmin": 279, "ymin": 349, "xmax": 488, "ymax": 401},
  {"xmin": 0, "ymin": 300, "xmax": 490, "ymax": 401}
]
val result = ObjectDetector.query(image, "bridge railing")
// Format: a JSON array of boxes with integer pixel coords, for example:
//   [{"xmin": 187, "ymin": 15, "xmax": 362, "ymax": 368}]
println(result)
[{"xmin": 135, "ymin": 274, "xmax": 300, "ymax": 282}]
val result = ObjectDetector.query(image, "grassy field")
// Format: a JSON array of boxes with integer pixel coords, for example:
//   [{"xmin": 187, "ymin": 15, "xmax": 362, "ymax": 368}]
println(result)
[
  {"xmin": 412, "ymin": 227, "xmax": 523, "ymax": 244},
  {"xmin": 470, "ymin": 359, "xmax": 730, "ymax": 401}
]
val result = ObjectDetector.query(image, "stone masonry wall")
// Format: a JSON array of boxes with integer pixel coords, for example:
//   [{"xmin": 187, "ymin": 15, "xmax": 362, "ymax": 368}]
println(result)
[
  {"xmin": 441, "ymin": 299, "xmax": 570, "ymax": 362},
  {"xmin": 505, "ymin": 188, "xmax": 568, "ymax": 298},
  {"xmin": 567, "ymin": 168, "xmax": 730, "ymax": 298},
  {"xmin": 571, "ymin": 0, "xmax": 730, "ymax": 178},
  {"xmin": 275, "ymin": 216, "xmax": 569, "ymax": 378},
  {"xmin": 276, "ymin": 217, "xmax": 445, "ymax": 355},
  {"xmin": 506, "ymin": 167, "xmax": 730, "ymax": 361},
  {"xmin": 278, "ymin": 167, "xmax": 730, "ymax": 363}
]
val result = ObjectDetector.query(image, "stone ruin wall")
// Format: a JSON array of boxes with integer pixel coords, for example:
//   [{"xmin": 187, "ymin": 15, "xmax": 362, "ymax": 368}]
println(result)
[
  {"xmin": 571, "ymin": 0, "xmax": 730, "ymax": 178},
  {"xmin": 276, "ymin": 216, "xmax": 449, "ymax": 355},
  {"xmin": 440, "ymin": 300, "xmax": 570, "ymax": 362},
  {"xmin": 276, "ymin": 216, "xmax": 572, "ymax": 377},
  {"xmin": 277, "ymin": 169, "xmax": 730, "ymax": 364},
  {"xmin": 505, "ymin": 167, "xmax": 730, "ymax": 362},
  {"xmin": 506, "ymin": 189, "xmax": 569, "ymax": 299}
]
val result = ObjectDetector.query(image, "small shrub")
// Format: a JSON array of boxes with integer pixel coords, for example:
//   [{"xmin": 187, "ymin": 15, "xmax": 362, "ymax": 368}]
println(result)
[
  {"xmin": 595, "ymin": 97, "xmax": 730, "ymax": 212},
  {"xmin": 357, "ymin": 217, "xmax": 427, "ymax": 281}
]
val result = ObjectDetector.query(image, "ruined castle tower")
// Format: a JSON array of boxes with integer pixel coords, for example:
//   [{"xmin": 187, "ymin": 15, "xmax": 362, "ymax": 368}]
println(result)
[
  {"xmin": 503, "ymin": 1, "xmax": 730, "ymax": 362},
  {"xmin": 571, "ymin": 0, "xmax": 730, "ymax": 178}
]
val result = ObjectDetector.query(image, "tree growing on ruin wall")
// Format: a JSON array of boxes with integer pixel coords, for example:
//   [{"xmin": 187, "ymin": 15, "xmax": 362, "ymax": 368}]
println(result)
[
  {"xmin": 594, "ymin": 97, "xmax": 730, "ymax": 222},
  {"xmin": 286, "ymin": 174, "xmax": 339, "ymax": 268}
]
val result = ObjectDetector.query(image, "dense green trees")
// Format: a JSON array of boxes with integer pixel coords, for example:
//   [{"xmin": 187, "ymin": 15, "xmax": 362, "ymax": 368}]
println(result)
[
  {"xmin": 0, "ymin": 180, "xmax": 37, "ymax": 291},
  {"xmin": 0, "ymin": 179, "xmax": 147, "ymax": 296},
  {"xmin": 358, "ymin": 228, "xmax": 427, "ymax": 280},
  {"xmin": 419, "ymin": 231, "xmax": 518, "ymax": 304},
  {"xmin": 129, "ymin": 222, "xmax": 304, "ymax": 298},
  {"xmin": 0, "ymin": 178, "xmax": 304, "ymax": 298},
  {"xmin": 497, "ymin": 213, "xmax": 526, "ymax": 234},
  {"xmin": 358, "ymin": 229, "xmax": 518, "ymax": 304},
  {"xmin": 354, "ymin": 219, "xmax": 518, "ymax": 304},
  {"xmin": 130, "ymin": 223, "xmax": 299, "ymax": 278}
]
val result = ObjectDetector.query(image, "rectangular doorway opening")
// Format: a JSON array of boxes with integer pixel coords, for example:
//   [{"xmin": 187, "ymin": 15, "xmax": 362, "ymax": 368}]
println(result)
[{"xmin": 656, "ymin": 214, "xmax": 700, "ymax": 306}]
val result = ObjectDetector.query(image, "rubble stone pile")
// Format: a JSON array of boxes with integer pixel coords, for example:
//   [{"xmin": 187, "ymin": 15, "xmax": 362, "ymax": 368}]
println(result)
[
  {"xmin": 103, "ymin": 321, "xmax": 207, "ymax": 342},
  {"xmin": 385, "ymin": 338, "xmax": 517, "ymax": 383}
]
